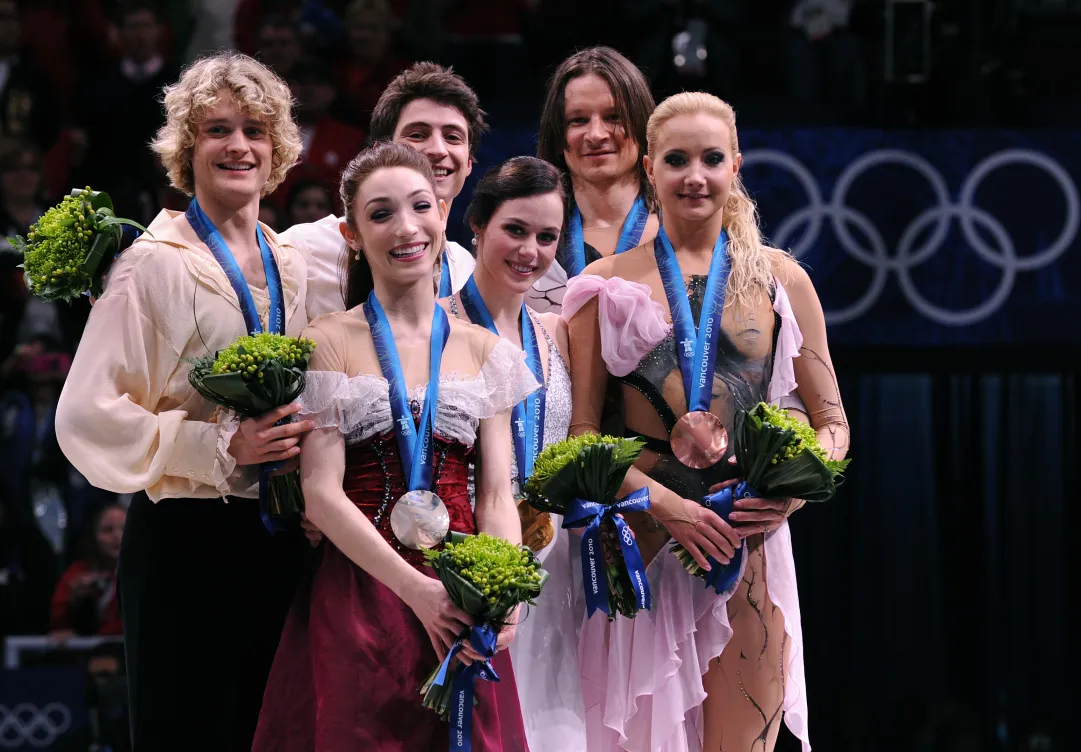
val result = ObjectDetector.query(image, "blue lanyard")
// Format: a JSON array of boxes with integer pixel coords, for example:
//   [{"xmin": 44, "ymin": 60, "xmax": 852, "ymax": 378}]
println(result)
[
  {"xmin": 653, "ymin": 227, "xmax": 730, "ymax": 412},
  {"xmin": 364, "ymin": 292, "xmax": 450, "ymax": 491},
  {"xmin": 438, "ymin": 246, "xmax": 453, "ymax": 298},
  {"xmin": 459, "ymin": 276, "xmax": 546, "ymax": 486},
  {"xmin": 185, "ymin": 198, "xmax": 284, "ymax": 335},
  {"xmin": 564, "ymin": 194, "xmax": 649, "ymax": 277}
]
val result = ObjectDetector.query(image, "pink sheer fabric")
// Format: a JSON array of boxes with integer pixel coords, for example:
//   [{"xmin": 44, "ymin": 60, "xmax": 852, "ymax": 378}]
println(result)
[
  {"xmin": 562, "ymin": 275, "xmax": 671, "ymax": 377},
  {"xmin": 574, "ymin": 277, "xmax": 811, "ymax": 752}
]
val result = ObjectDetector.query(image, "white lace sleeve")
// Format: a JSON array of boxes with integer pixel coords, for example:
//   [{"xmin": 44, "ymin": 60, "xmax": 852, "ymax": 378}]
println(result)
[
  {"xmin": 296, "ymin": 370, "xmax": 390, "ymax": 434},
  {"xmin": 448, "ymin": 338, "xmax": 541, "ymax": 421}
]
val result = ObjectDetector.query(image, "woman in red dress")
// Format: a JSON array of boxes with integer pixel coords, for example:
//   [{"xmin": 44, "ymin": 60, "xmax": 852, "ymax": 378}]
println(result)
[{"xmin": 253, "ymin": 141, "xmax": 537, "ymax": 751}]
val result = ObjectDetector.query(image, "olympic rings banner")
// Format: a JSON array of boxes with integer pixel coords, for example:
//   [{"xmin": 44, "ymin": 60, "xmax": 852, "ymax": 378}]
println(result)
[
  {"xmin": 0, "ymin": 669, "xmax": 84, "ymax": 749},
  {"xmin": 738, "ymin": 130, "xmax": 1081, "ymax": 345},
  {"xmin": 469, "ymin": 129, "xmax": 1081, "ymax": 345}
]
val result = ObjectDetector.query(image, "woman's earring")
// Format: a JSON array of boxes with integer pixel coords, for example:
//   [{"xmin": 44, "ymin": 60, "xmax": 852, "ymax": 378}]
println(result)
[
  {"xmin": 470, "ymin": 236, "xmax": 477, "ymax": 247},
  {"xmin": 354, "ymin": 247, "xmax": 362, "ymax": 260}
]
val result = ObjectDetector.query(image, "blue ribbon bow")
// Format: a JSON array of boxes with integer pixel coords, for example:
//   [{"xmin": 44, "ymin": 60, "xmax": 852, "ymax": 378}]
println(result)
[
  {"xmin": 432, "ymin": 623, "xmax": 501, "ymax": 751},
  {"xmin": 699, "ymin": 481, "xmax": 758, "ymax": 594},
  {"xmin": 562, "ymin": 487, "xmax": 652, "ymax": 618}
]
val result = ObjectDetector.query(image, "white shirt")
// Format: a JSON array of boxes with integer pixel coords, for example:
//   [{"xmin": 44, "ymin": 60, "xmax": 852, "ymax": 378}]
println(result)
[{"xmin": 281, "ymin": 214, "xmax": 476, "ymax": 321}]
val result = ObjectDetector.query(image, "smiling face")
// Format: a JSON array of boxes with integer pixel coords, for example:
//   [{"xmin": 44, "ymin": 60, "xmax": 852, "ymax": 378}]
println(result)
[
  {"xmin": 393, "ymin": 98, "xmax": 473, "ymax": 205},
  {"xmin": 645, "ymin": 112, "xmax": 741, "ymax": 223},
  {"xmin": 191, "ymin": 90, "xmax": 273, "ymax": 207},
  {"xmin": 562, "ymin": 73, "xmax": 640, "ymax": 187},
  {"xmin": 345, "ymin": 165, "xmax": 447, "ymax": 289},
  {"xmin": 474, "ymin": 193, "xmax": 564, "ymax": 294}
]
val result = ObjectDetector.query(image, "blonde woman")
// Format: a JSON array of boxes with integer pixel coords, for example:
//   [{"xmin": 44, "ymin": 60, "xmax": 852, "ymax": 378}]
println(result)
[
  {"xmin": 55, "ymin": 52, "xmax": 309, "ymax": 750},
  {"xmin": 564, "ymin": 92, "xmax": 850, "ymax": 751}
]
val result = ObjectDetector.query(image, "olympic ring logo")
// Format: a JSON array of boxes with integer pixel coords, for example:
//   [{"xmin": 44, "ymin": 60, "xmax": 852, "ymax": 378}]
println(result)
[
  {"xmin": 0, "ymin": 703, "xmax": 72, "ymax": 748},
  {"xmin": 743, "ymin": 148, "xmax": 1080, "ymax": 326},
  {"xmin": 620, "ymin": 526, "xmax": 634, "ymax": 547}
]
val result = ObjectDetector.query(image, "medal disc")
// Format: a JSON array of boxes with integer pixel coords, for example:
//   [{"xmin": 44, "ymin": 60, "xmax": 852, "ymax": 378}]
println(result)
[
  {"xmin": 670, "ymin": 410, "xmax": 728, "ymax": 469},
  {"xmin": 390, "ymin": 490, "xmax": 450, "ymax": 549}
]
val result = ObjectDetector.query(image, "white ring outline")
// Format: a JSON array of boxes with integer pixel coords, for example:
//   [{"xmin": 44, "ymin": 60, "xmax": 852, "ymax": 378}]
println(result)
[{"xmin": 742, "ymin": 147, "xmax": 1079, "ymax": 326}]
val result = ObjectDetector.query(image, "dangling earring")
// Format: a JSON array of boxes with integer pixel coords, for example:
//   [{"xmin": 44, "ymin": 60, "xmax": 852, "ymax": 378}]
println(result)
[
  {"xmin": 354, "ymin": 246, "xmax": 362, "ymax": 260},
  {"xmin": 470, "ymin": 236, "xmax": 477, "ymax": 247}
]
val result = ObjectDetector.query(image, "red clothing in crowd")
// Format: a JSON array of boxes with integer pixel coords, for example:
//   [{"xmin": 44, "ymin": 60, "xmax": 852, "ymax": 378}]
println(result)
[
  {"xmin": 50, "ymin": 560, "xmax": 122, "ymax": 636},
  {"xmin": 272, "ymin": 116, "xmax": 365, "ymax": 209}
]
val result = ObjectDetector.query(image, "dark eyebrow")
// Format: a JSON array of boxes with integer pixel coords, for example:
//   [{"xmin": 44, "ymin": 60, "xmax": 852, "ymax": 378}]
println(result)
[
  {"xmin": 364, "ymin": 188, "xmax": 430, "ymax": 208},
  {"xmin": 398, "ymin": 120, "xmax": 432, "ymax": 132},
  {"xmin": 504, "ymin": 216, "xmax": 561, "ymax": 234}
]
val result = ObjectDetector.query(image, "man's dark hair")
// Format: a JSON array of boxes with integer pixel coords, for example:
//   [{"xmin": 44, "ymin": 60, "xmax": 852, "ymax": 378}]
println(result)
[{"xmin": 369, "ymin": 62, "xmax": 488, "ymax": 157}]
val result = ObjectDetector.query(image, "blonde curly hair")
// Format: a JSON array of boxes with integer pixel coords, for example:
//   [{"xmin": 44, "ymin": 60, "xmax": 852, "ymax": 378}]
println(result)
[
  {"xmin": 151, "ymin": 51, "xmax": 302, "ymax": 197},
  {"xmin": 646, "ymin": 92, "xmax": 787, "ymax": 311}
]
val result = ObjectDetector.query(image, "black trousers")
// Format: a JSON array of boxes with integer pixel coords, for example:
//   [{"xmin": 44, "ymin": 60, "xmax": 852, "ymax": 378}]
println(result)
[{"xmin": 118, "ymin": 493, "xmax": 304, "ymax": 751}]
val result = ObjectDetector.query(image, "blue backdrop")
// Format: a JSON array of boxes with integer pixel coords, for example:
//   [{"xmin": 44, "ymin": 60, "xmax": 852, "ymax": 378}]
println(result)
[{"xmin": 454, "ymin": 129, "xmax": 1081, "ymax": 346}]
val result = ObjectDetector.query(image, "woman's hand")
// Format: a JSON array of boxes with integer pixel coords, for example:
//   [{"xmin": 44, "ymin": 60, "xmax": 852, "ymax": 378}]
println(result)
[
  {"xmin": 402, "ymin": 574, "xmax": 473, "ymax": 662},
  {"xmin": 729, "ymin": 496, "xmax": 791, "ymax": 538},
  {"xmin": 654, "ymin": 496, "xmax": 740, "ymax": 571},
  {"xmin": 229, "ymin": 403, "xmax": 316, "ymax": 466},
  {"xmin": 459, "ymin": 605, "xmax": 519, "ymax": 664},
  {"xmin": 708, "ymin": 477, "xmax": 798, "ymax": 538}
]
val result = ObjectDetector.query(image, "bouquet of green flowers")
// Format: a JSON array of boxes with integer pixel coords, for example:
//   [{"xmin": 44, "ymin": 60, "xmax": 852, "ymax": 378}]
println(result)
[
  {"xmin": 7, "ymin": 187, "xmax": 148, "ymax": 302},
  {"xmin": 523, "ymin": 434, "xmax": 652, "ymax": 619},
  {"xmin": 420, "ymin": 532, "xmax": 547, "ymax": 747},
  {"xmin": 187, "ymin": 332, "xmax": 316, "ymax": 529},
  {"xmin": 673, "ymin": 401, "xmax": 851, "ymax": 593}
]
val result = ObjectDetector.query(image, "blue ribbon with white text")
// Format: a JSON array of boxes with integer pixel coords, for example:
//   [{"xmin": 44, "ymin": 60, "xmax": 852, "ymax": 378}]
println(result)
[
  {"xmin": 363, "ymin": 291, "xmax": 450, "ymax": 493},
  {"xmin": 653, "ymin": 226, "xmax": 730, "ymax": 415},
  {"xmin": 431, "ymin": 623, "xmax": 500, "ymax": 751},
  {"xmin": 185, "ymin": 198, "xmax": 286, "ymax": 532},
  {"xmin": 699, "ymin": 480, "xmax": 758, "ymax": 594},
  {"xmin": 562, "ymin": 487, "xmax": 652, "ymax": 617},
  {"xmin": 459, "ymin": 276, "xmax": 545, "ymax": 487}
]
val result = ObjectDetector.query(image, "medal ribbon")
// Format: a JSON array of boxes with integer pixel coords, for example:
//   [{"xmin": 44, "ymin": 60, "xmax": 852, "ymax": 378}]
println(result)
[
  {"xmin": 562, "ymin": 487, "xmax": 652, "ymax": 617},
  {"xmin": 364, "ymin": 291, "xmax": 450, "ymax": 492},
  {"xmin": 459, "ymin": 276, "xmax": 545, "ymax": 487},
  {"xmin": 431, "ymin": 623, "xmax": 501, "ymax": 751},
  {"xmin": 653, "ymin": 226, "xmax": 730, "ymax": 414},
  {"xmin": 438, "ymin": 245, "xmax": 453, "ymax": 298},
  {"xmin": 186, "ymin": 198, "xmax": 286, "ymax": 533},
  {"xmin": 564, "ymin": 194, "xmax": 649, "ymax": 277}
]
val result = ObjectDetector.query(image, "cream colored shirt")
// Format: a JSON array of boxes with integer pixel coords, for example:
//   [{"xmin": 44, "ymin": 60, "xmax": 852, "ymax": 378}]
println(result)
[
  {"xmin": 281, "ymin": 214, "xmax": 476, "ymax": 320},
  {"xmin": 55, "ymin": 209, "xmax": 308, "ymax": 502}
]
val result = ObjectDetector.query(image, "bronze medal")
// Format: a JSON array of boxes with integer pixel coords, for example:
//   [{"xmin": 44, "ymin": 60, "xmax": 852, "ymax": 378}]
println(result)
[{"xmin": 670, "ymin": 410, "xmax": 728, "ymax": 469}]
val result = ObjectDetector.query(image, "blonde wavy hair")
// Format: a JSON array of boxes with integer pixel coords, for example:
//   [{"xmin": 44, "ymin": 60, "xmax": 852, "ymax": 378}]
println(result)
[
  {"xmin": 646, "ymin": 92, "xmax": 787, "ymax": 311},
  {"xmin": 151, "ymin": 51, "xmax": 302, "ymax": 197}
]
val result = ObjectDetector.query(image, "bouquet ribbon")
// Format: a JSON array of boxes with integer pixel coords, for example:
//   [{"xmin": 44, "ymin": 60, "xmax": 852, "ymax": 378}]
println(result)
[
  {"xmin": 700, "ymin": 481, "xmax": 759, "ymax": 594},
  {"xmin": 431, "ymin": 623, "xmax": 500, "ymax": 752},
  {"xmin": 186, "ymin": 198, "xmax": 286, "ymax": 534},
  {"xmin": 258, "ymin": 417, "xmax": 291, "ymax": 534},
  {"xmin": 563, "ymin": 487, "xmax": 652, "ymax": 617}
]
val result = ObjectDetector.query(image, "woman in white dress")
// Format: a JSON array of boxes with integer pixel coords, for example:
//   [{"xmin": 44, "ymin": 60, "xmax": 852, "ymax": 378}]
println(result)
[{"xmin": 442, "ymin": 156, "xmax": 587, "ymax": 751}]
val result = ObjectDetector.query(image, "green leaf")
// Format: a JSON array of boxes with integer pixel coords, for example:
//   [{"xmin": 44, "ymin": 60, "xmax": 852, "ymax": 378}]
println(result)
[
  {"xmin": 98, "ymin": 215, "xmax": 151, "ymax": 235},
  {"xmin": 80, "ymin": 231, "xmax": 117, "ymax": 276}
]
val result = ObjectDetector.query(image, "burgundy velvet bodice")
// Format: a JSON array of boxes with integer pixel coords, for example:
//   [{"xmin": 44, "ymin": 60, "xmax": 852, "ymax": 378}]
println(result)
[{"xmin": 343, "ymin": 431, "xmax": 475, "ymax": 567}]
